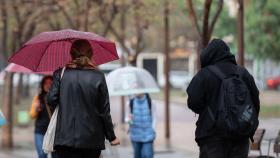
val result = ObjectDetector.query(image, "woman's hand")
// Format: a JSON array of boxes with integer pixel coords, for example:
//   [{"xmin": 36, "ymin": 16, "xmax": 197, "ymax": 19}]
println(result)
[{"xmin": 110, "ymin": 137, "xmax": 120, "ymax": 146}]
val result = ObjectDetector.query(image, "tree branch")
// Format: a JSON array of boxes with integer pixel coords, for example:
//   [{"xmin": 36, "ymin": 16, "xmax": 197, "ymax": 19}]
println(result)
[
  {"xmin": 55, "ymin": 1, "xmax": 76, "ymax": 29},
  {"xmin": 84, "ymin": 0, "xmax": 91, "ymax": 31},
  {"xmin": 208, "ymin": 0, "xmax": 223, "ymax": 40},
  {"xmin": 11, "ymin": 0, "xmax": 22, "ymax": 30},
  {"xmin": 202, "ymin": 0, "xmax": 212, "ymax": 47},
  {"xmin": 109, "ymin": 25, "xmax": 131, "ymax": 55},
  {"xmin": 22, "ymin": 11, "xmax": 45, "ymax": 42},
  {"xmin": 186, "ymin": 0, "xmax": 202, "ymax": 38},
  {"xmin": 98, "ymin": 0, "xmax": 118, "ymax": 36},
  {"xmin": 0, "ymin": 0, "xmax": 8, "ymax": 59},
  {"xmin": 74, "ymin": 0, "xmax": 82, "ymax": 29}
]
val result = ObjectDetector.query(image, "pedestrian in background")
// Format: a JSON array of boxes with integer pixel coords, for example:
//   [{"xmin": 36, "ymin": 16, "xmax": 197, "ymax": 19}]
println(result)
[
  {"xmin": 47, "ymin": 40, "xmax": 120, "ymax": 158},
  {"xmin": 30, "ymin": 76, "xmax": 59, "ymax": 158},
  {"xmin": 127, "ymin": 93, "xmax": 156, "ymax": 158},
  {"xmin": 187, "ymin": 39, "xmax": 260, "ymax": 158}
]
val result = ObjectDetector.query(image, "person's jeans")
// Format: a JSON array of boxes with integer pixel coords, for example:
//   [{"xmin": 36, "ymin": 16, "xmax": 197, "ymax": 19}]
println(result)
[
  {"xmin": 35, "ymin": 133, "xmax": 59, "ymax": 158},
  {"xmin": 132, "ymin": 141, "xmax": 154, "ymax": 158},
  {"xmin": 199, "ymin": 138, "xmax": 249, "ymax": 158}
]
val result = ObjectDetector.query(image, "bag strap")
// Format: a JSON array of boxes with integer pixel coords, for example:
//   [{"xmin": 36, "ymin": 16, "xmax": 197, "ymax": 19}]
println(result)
[
  {"xmin": 146, "ymin": 93, "xmax": 152, "ymax": 115},
  {"xmin": 45, "ymin": 98, "xmax": 52, "ymax": 119},
  {"xmin": 46, "ymin": 67, "xmax": 66, "ymax": 119},
  {"xmin": 206, "ymin": 66, "xmax": 226, "ymax": 122},
  {"xmin": 207, "ymin": 65, "xmax": 227, "ymax": 80},
  {"xmin": 60, "ymin": 67, "xmax": 66, "ymax": 80}
]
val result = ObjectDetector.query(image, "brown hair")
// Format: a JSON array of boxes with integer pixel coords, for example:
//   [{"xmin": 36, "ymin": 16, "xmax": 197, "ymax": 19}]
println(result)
[{"xmin": 67, "ymin": 40, "xmax": 97, "ymax": 69}]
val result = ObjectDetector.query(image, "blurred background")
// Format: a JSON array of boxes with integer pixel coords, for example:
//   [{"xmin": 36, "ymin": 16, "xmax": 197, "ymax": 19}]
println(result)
[{"xmin": 0, "ymin": 0, "xmax": 280, "ymax": 157}]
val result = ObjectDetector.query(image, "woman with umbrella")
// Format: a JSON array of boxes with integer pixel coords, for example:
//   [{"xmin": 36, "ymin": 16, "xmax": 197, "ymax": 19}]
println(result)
[
  {"xmin": 46, "ymin": 39, "xmax": 120, "ymax": 158},
  {"xmin": 9, "ymin": 29, "xmax": 120, "ymax": 158},
  {"xmin": 29, "ymin": 76, "xmax": 59, "ymax": 158}
]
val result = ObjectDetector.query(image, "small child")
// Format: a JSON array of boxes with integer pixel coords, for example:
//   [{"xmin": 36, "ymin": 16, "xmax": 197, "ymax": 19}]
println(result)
[{"xmin": 126, "ymin": 93, "xmax": 156, "ymax": 158}]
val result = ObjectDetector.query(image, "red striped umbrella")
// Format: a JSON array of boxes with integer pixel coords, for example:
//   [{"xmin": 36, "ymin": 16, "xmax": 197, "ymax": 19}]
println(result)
[{"xmin": 8, "ymin": 29, "xmax": 119, "ymax": 72}]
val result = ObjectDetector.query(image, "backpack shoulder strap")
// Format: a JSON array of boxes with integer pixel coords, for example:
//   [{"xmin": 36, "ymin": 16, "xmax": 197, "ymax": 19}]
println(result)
[
  {"xmin": 130, "ymin": 94, "xmax": 152, "ymax": 115},
  {"xmin": 129, "ymin": 99, "xmax": 134, "ymax": 114},
  {"xmin": 236, "ymin": 65, "xmax": 245, "ymax": 79},
  {"xmin": 207, "ymin": 65, "xmax": 226, "ymax": 80},
  {"xmin": 146, "ymin": 93, "xmax": 152, "ymax": 111}
]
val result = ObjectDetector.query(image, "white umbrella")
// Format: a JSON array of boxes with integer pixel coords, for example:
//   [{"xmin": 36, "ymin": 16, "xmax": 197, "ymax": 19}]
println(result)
[{"xmin": 106, "ymin": 66, "xmax": 160, "ymax": 96}]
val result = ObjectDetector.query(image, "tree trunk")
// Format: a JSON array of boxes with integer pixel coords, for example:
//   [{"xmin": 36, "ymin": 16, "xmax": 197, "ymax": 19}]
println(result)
[
  {"xmin": 0, "ymin": 0, "xmax": 8, "ymax": 59},
  {"xmin": 237, "ymin": 0, "xmax": 244, "ymax": 66},
  {"xmin": 186, "ymin": 0, "xmax": 223, "ymax": 71},
  {"xmin": 22, "ymin": 74, "xmax": 30, "ymax": 97},
  {"xmin": 15, "ymin": 73, "xmax": 23, "ymax": 105},
  {"xmin": 2, "ymin": 73, "xmax": 14, "ymax": 148},
  {"xmin": 84, "ymin": 0, "xmax": 91, "ymax": 31},
  {"xmin": 164, "ymin": 0, "xmax": 170, "ymax": 139},
  {"xmin": 196, "ymin": 40, "xmax": 203, "ymax": 70},
  {"xmin": 120, "ymin": 1, "xmax": 127, "ymax": 123}
]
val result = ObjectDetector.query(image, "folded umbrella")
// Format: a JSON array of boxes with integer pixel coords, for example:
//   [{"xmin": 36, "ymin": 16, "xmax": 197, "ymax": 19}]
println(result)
[{"xmin": 9, "ymin": 29, "xmax": 119, "ymax": 72}]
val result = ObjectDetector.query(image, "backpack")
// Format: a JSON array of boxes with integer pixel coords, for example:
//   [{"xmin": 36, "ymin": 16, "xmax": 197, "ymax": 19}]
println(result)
[
  {"xmin": 130, "ymin": 94, "xmax": 152, "ymax": 115},
  {"xmin": 207, "ymin": 65, "xmax": 259, "ymax": 139}
]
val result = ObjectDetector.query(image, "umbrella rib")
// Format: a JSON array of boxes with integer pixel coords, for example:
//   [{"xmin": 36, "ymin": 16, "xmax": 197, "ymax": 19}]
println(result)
[
  {"xmin": 35, "ymin": 42, "xmax": 53, "ymax": 71},
  {"xmin": 97, "ymin": 42, "xmax": 119, "ymax": 58}
]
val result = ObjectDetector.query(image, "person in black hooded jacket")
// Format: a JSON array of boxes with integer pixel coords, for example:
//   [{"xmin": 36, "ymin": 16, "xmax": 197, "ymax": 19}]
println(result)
[{"xmin": 187, "ymin": 39, "xmax": 260, "ymax": 158}]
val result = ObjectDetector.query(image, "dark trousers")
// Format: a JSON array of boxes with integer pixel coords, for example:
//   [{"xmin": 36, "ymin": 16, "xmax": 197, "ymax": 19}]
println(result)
[
  {"xmin": 199, "ymin": 138, "xmax": 249, "ymax": 158},
  {"xmin": 56, "ymin": 146, "xmax": 101, "ymax": 158}
]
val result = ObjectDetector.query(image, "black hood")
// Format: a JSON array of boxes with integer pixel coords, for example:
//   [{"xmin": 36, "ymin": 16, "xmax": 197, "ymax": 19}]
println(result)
[{"xmin": 200, "ymin": 39, "xmax": 237, "ymax": 68}]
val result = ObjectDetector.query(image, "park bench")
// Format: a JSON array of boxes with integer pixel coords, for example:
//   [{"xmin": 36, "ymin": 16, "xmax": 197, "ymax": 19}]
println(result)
[{"xmin": 274, "ymin": 131, "xmax": 280, "ymax": 158}]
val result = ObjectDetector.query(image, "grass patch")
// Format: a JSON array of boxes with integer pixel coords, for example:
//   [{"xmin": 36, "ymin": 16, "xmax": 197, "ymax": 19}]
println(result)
[{"xmin": 260, "ymin": 105, "xmax": 280, "ymax": 118}]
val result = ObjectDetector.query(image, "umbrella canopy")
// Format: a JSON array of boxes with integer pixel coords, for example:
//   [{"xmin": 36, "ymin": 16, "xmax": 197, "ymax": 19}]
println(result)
[
  {"xmin": 5, "ymin": 63, "xmax": 33, "ymax": 73},
  {"xmin": 1, "ymin": 63, "xmax": 52, "ymax": 75},
  {"xmin": 0, "ymin": 63, "xmax": 52, "ymax": 83},
  {"xmin": 1, "ymin": 63, "xmax": 51, "ymax": 74},
  {"xmin": 106, "ymin": 66, "xmax": 160, "ymax": 96},
  {"xmin": 9, "ymin": 29, "xmax": 119, "ymax": 72}
]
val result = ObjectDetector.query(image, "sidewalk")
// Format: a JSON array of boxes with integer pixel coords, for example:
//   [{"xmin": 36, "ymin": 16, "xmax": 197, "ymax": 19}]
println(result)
[
  {"xmin": 0, "ymin": 146, "xmax": 192, "ymax": 158},
  {"xmin": 0, "ymin": 99, "xmax": 279, "ymax": 157},
  {"xmin": 0, "ymin": 124, "xmax": 197, "ymax": 158}
]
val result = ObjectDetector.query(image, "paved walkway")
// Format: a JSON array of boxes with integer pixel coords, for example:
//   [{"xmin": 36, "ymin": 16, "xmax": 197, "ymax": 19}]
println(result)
[{"xmin": 0, "ymin": 98, "xmax": 279, "ymax": 157}]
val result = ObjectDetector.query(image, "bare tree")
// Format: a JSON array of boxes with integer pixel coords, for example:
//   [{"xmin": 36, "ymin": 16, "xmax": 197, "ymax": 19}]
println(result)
[
  {"xmin": 11, "ymin": 0, "xmax": 48, "ymax": 104},
  {"xmin": 51, "ymin": 0, "xmax": 94, "ymax": 30},
  {"xmin": 237, "ymin": 0, "xmax": 244, "ymax": 66},
  {"xmin": 96, "ymin": 0, "xmax": 149, "ymax": 66},
  {"xmin": 0, "ymin": 0, "xmax": 9, "ymax": 59},
  {"xmin": 84, "ymin": 0, "xmax": 92, "ymax": 31},
  {"xmin": 186, "ymin": 0, "xmax": 224, "ymax": 69},
  {"xmin": 0, "ymin": 0, "xmax": 13, "ymax": 149},
  {"xmin": 54, "ymin": 0, "xmax": 77, "ymax": 29},
  {"xmin": 164, "ymin": 0, "xmax": 170, "ymax": 139}
]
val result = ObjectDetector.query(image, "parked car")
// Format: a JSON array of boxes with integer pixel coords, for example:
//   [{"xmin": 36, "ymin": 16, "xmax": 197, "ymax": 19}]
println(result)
[
  {"xmin": 267, "ymin": 76, "xmax": 280, "ymax": 90},
  {"xmin": 169, "ymin": 71, "xmax": 193, "ymax": 90}
]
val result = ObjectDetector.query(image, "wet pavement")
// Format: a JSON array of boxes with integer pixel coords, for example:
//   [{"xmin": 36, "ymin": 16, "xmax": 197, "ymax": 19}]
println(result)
[{"xmin": 0, "ymin": 98, "xmax": 279, "ymax": 157}]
